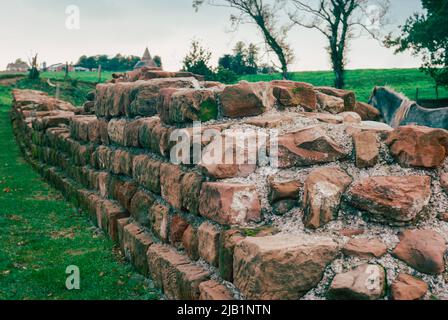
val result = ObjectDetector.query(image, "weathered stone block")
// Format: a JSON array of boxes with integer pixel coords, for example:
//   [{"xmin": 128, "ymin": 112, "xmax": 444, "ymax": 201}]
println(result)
[
  {"xmin": 149, "ymin": 202, "xmax": 170, "ymax": 242},
  {"xmin": 129, "ymin": 189, "xmax": 155, "ymax": 227},
  {"xmin": 199, "ymin": 280, "xmax": 234, "ymax": 300},
  {"xmin": 159, "ymin": 88, "xmax": 220, "ymax": 124},
  {"xmin": 219, "ymin": 229, "xmax": 245, "ymax": 282},
  {"xmin": 181, "ymin": 172, "xmax": 203, "ymax": 215},
  {"xmin": 107, "ymin": 118, "xmax": 127, "ymax": 145},
  {"xmin": 122, "ymin": 223, "xmax": 154, "ymax": 276},
  {"xmin": 233, "ymin": 234, "xmax": 339, "ymax": 300},
  {"xmin": 271, "ymin": 80, "xmax": 317, "ymax": 111},
  {"xmin": 96, "ymin": 199, "xmax": 128, "ymax": 241},
  {"xmin": 328, "ymin": 264, "xmax": 386, "ymax": 300},
  {"xmin": 345, "ymin": 175, "xmax": 432, "ymax": 225},
  {"xmin": 277, "ymin": 126, "xmax": 347, "ymax": 168},
  {"xmin": 160, "ymin": 163, "xmax": 185, "ymax": 210},
  {"xmin": 147, "ymin": 244, "xmax": 210, "ymax": 300},
  {"xmin": 302, "ymin": 167, "xmax": 352, "ymax": 229},
  {"xmin": 220, "ymin": 81, "xmax": 274, "ymax": 118},
  {"xmin": 170, "ymin": 215, "xmax": 190, "ymax": 247},
  {"xmin": 132, "ymin": 155, "xmax": 161, "ymax": 194},
  {"xmin": 198, "ymin": 222, "xmax": 220, "ymax": 267},
  {"xmin": 182, "ymin": 225, "xmax": 199, "ymax": 261}
]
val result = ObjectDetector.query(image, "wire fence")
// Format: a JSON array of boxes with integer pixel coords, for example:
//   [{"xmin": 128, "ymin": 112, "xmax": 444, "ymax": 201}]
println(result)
[{"xmin": 416, "ymin": 87, "xmax": 448, "ymax": 108}]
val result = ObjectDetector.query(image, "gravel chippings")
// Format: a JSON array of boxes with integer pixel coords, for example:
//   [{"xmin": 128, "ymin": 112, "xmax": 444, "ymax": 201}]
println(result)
[{"xmin": 213, "ymin": 113, "xmax": 448, "ymax": 300}]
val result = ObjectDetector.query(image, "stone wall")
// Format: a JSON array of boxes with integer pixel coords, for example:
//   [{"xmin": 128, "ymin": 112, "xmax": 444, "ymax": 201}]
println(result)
[{"xmin": 10, "ymin": 69, "xmax": 448, "ymax": 300}]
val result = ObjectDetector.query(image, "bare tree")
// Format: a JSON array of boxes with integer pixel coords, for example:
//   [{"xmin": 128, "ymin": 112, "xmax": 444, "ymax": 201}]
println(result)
[
  {"xmin": 288, "ymin": 0, "xmax": 389, "ymax": 88},
  {"xmin": 28, "ymin": 53, "xmax": 40, "ymax": 80},
  {"xmin": 193, "ymin": 0, "xmax": 294, "ymax": 79}
]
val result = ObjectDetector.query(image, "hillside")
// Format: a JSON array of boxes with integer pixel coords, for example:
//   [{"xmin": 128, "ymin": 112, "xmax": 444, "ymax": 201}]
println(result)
[{"xmin": 240, "ymin": 68, "xmax": 448, "ymax": 102}]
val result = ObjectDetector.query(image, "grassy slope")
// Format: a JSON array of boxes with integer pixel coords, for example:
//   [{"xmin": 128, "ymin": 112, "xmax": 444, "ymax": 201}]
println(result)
[
  {"xmin": 0, "ymin": 85, "xmax": 160, "ymax": 300},
  {"xmin": 15, "ymin": 78, "xmax": 95, "ymax": 107},
  {"xmin": 41, "ymin": 71, "xmax": 114, "ymax": 84},
  {"xmin": 240, "ymin": 68, "xmax": 448, "ymax": 102}
]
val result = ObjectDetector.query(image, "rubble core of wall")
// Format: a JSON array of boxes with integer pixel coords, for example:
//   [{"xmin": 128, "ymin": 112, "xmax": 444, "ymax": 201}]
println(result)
[{"xmin": 10, "ymin": 70, "xmax": 448, "ymax": 301}]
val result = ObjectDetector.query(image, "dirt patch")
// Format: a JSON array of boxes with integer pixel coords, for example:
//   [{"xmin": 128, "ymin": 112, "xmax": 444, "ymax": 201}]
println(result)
[{"xmin": 0, "ymin": 76, "xmax": 25, "ymax": 86}]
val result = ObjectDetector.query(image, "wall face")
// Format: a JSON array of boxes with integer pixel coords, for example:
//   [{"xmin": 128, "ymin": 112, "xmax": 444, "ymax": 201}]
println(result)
[{"xmin": 10, "ymin": 69, "xmax": 448, "ymax": 300}]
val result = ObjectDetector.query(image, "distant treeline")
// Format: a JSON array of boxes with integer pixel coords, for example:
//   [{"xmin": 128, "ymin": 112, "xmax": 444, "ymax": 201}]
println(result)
[{"xmin": 76, "ymin": 54, "xmax": 162, "ymax": 71}]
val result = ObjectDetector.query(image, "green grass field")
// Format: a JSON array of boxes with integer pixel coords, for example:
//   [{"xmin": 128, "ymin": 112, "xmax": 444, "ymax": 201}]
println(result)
[
  {"xmin": 40, "ymin": 71, "xmax": 115, "ymax": 84},
  {"xmin": 241, "ymin": 68, "xmax": 448, "ymax": 102},
  {"xmin": 0, "ymin": 84, "xmax": 160, "ymax": 300}
]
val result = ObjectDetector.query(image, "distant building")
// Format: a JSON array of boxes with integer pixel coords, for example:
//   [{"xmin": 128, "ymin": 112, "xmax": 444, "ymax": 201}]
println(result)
[
  {"xmin": 47, "ymin": 63, "xmax": 74, "ymax": 72},
  {"xmin": 74, "ymin": 66, "xmax": 89, "ymax": 72},
  {"xmin": 134, "ymin": 47, "xmax": 160, "ymax": 70},
  {"xmin": 6, "ymin": 59, "xmax": 29, "ymax": 72}
]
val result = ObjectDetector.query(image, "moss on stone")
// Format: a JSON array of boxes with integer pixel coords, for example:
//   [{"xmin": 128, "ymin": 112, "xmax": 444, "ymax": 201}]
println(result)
[{"xmin": 199, "ymin": 98, "xmax": 218, "ymax": 122}]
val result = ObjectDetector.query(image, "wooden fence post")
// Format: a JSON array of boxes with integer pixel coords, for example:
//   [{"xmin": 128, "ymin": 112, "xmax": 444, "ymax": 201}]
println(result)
[{"xmin": 98, "ymin": 65, "xmax": 102, "ymax": 83}]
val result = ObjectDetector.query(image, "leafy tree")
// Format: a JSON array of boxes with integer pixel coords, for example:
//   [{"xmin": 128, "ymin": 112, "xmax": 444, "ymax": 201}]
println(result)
[
  {"xmin": 258, "ymin": 63, "xmax": 278, "ymax": 74},
  {"xmin": 217, "ymin": 42, "xmax": 260, "ymax": 75},
  {"xmin": 153, "ymin": 55, "xmax": 163, "ymax": 68},
  {"xmin": 289, "ymin": 0, "xmax": 389, "ymax": 88},
  {"xmin": 385, "ymin": 0, "xmax": 448, "ymax": 88},
  {"xmin": 214, "ymin": 67, "xmax": 239, "ymax": 83},
  {"xmin": 193, "ymin": 0, "xmax": 294, "ymax": 79},
  {"xmin": 218, "ymin": 54, "xmax": 234, "ymax": 70},
  {"xmin": 182, "ymin": 40, "xmax": 215, "ymax": 79},
  {"xmin": 246, "ymin": 43, "xmax": 259, "ymax": 74},
  {"xmin": 231, "ymin": 41, "xmax": 248, "ymax": 75},
  {"xmin": 76, "ymin": 54, "xmax": 141, "ymax": 71}
]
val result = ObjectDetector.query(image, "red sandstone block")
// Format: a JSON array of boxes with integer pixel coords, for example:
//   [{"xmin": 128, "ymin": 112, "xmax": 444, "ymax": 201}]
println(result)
[
  {"xmin": 147, "ymin": 244, "xmax": 210, "ymax": 300},
  {"xmin": 76, "ymin": 189, "xmax": 93, "ymax": 211},
  {"xmin": 117, "ymin": 217, "xmax": 131, "ymax": 252},
  {"xmin": 94, "ymin": 146, "xmax": 113, "ymax": 170},
  {"xmin": 110, "ymin": 149, "xmax": 133, "ymax": 176},
  {"xmin": 87, "ymin": 169, "xmax": 99, "ymax": 191},
  {"xmin": 107, "ymin": 118, "xmax": 127, "ymax": 145},
  {"xmin": 132, "ymin": 155, "xmax": 161, "ymax": 194},
  {"xmin": 97, "ymin": 119, "xmax": 110, "ymax": 145},
  {"xmin": 122, "ymin": 222, "xmax": 154, "ymax": 276},
  {"xmin": 146, "ymin": 123, "xmax": 175, "ymax": 157},
  {"xmin": 96, "ymin": 199, "xmax": 128, "ymax": 241},
  {"xmin": 33, "ymin": 114, "xmax": 72, "ymax": 131},
  {"xmin": 199, "ymin": 182, "xmax": 261, "ymax": 226},
  {"xmin": 170, "ymin": 215, "xmax": 190, "ymax": 247},
  {"xmin": 182, "ymin": 225, "xmax": 199, "ymax": 261},
  {"xmin": 181, "ymin": 172, "xmax": 203, "ymax": 215},
  {"xmin": 77, "ymin": 143, "xmax": 95, "ymax": 167},
  {"xmin": 87, "ymin": 119, "xmax": 103, "ymax": 144},
  {"xmin": 97, "ymin": 172, "xmax": 112, "ymax": 198},
  {"xmin": 70, "ymin": 115, "xmax": 96, "ymax": 142},
  {"xmin": 160, "ymin": 163, "xmax": 184, "ymax": 210},
  {"xmin": 219, "ymin": 229, "xmax": 245, "ymax": 282},
  {"xmin": 112, "ymin": 179, "xmax": 138, "ymax": 212},
  {"xmin": 199, "ymin": 280, "xmax": 235, "ymax": 300},
  {"xmin": 123, "ymin": 119, "xmax": 145, "ymax": 147},
  {"xmin": 86, "ymin": 193, "xmax": 102, "ymax": 224},
  {"xmin": 149, "ymin": 202, "xmax": 170, "ymax": 242},
  {"xmin": 129, "ymin": 189, "xmax": 155, "ymax": 228},
  {"xmin": 198, "ymin": 222, "xmax": 220, "ymax": 267},
  {"xmin": 137, "ymin": 117, "xmax": 160, "ymax": 149}
]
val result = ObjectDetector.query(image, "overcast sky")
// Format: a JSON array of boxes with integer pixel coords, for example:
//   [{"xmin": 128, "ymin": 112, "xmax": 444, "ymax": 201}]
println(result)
[{"xmin": 0, "ymin": 0, "xmax": 424, "ymax": 72}]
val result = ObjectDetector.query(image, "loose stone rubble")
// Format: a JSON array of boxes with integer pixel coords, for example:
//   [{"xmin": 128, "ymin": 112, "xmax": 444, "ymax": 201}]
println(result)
[{"xmin": 10, "ymin": 68, "xmax": 448, "ymax": 300}]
